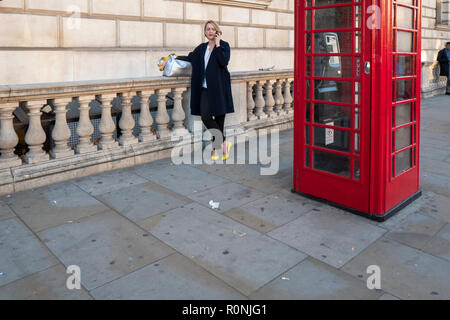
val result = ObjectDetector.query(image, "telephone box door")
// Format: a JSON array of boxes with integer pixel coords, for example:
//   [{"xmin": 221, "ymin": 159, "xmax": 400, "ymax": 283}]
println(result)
[{"xmin": 294, "ymin": 0, "xmax": 372, "ymax": 212}]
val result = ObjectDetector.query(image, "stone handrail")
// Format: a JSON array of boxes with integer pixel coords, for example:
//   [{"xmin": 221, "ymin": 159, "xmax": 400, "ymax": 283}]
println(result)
[{"xmin": 0, "ymin": 69, "xmax": 294, "ymax": 194}]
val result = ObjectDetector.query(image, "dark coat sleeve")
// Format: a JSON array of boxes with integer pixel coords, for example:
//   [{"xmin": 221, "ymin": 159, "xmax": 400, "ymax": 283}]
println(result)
[
  {"xmin": 213, "ymin": 41, "xmax": 230, "ymax": 68},
  {"xmin": 437, "ymin": 49, "xmax": 447, "ymax": 63},
  {"xmin": 437, "ymin": 49, "xmax": 450, "ymax": 76},
  {"xmin": 176, "ymin": 49, "xmax": 196, "ymax": 62}
]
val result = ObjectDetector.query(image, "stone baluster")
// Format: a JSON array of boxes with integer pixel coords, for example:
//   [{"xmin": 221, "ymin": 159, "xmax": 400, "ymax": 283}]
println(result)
[
  {"xmin": 50, "ymin": 97, "xmax": 74, "ymax": 159},
  {"xmin": 264, "ymin": 79, "xmax": 276, "ymax": 118},
  {"xmin": 138, "ymin": 90, "xmax": 156, "ymax": 142},
  {"xmin": 274, "ymin": 79, "xmax": 285, "ymax": 116},
  {"xmin": 0, "ymin": 103, "xmax": 22, "ymax": 169},
  {"xmin": 23, "ymin": 100, "xmax": 50, "ymax": 164},
  {"xmin": 254, "ymin": 80, "xmax": 267, "ymax": 119},
  {"xmin": 76, "ymin": 96, "xmax": 97, "ymax": 154},
  {"xmin": 118, "ymin": 92, "xmax": 138, "ymax": 146},
  {"xmin": 98, "ymin": 93, "xmax": 119, "ymax": 150},
  {"xmin": 247, "ymin": 81, "xmax": 257, "ymax": 121},
  {"xmin": 155, "ymin": 88, "xmax": 171, "ymax": 139},
  {"xmin": 171, "ymin": 87, "xmax": 190, "ymax": 138},
  {"xmin": 283, "ymin": 78, "xmax": 294, "ymax": 114}
]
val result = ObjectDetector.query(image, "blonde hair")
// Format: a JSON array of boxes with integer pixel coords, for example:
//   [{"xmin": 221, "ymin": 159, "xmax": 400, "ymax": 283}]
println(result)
[{"xmin": 204, "ymin": 20, "xmax": 222, "ymax": 36}]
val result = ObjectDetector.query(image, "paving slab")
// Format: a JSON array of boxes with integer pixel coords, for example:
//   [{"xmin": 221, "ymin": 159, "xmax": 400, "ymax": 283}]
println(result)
[
  {"xmin": 3, "ymin": 181, "xmax": 109, "ymax": 232},
  {"xmin": 0, "ymin": 264, "xmax": 92, "ymax": 300},
  {"xmin": 268, "ymin": 207, "xmax": 387, "ymax": 268},
  {"xmin": 0, "ymin": 218, "xmax": 58, "ymax": 288},
  {"xmin": 371, "ymin": 191, "xmax": 436, "ymax": 231},
  {"xmin": 187, "ymin": 181, "xmax": 267, "ymax": 213},
  {"xmin": 385, "ymin": 212, "xmax": 445, "ymax": 251},
  {"xmin": 95, "ymin": 181, "xmax": 192, "ymax": 222},
  {"xmin": 148, "ymin": 202, "xmax": 307, "ymax": 296},
  {"xmin": 237, "ymin": 172, "xmax": 294, "ymax": 195},
  {"xmin": 0, "ymin": 200, "xmax": 15, "ymax": 221},
  {"xmin": 71, "ymin": 168, "xmax": 148, "ymax": 196},
  {"xmin": 238, "ymin": 191, "xmax": 316, "ymax": 227},
  {"xmin": 37, "ymin": 210, "xmax": 174, "ymax": 291},
  {"xmin": 91, "ymin": 253, "xmax": 247, "ymax": 300},
  {"xmin": 420, "ymin": 171, "xmax": 450, "ymax": 197},
  {"xmin": 420, "ymin": 194, "xmax": 450, "ymax": 224},
  {"xmin": 422, "ymin": 223, "xmax": 450, "ymax": 262},
  {"xmin": 223, "ymin": 207, "xmax": 278, "ymax": 233},
  {"xmin": 341, "ymin": 237, "xmax": 450, "ymax": 299},
  {"xmin": 134, "ymin": 162, "xmax": 231, "ymax": 196},
  {"xmin": 250, "ymin": 257, "xmax": 382, "ymax": 300}
]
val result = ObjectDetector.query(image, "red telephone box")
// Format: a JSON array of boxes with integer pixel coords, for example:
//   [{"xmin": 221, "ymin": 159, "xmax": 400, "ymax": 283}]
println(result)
[{"xmin": 292, "ymin": 0, "xmax": 422, "ymax": 220}]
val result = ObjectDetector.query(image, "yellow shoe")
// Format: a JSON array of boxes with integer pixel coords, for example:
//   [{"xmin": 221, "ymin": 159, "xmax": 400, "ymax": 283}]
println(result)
[
  {"xmin": 222, "ymin": 141, "xmax": 232, "ymax": 160},
  {"xmin": 211, "ymin": 152, "xmax": 219, "ymax": 161}
]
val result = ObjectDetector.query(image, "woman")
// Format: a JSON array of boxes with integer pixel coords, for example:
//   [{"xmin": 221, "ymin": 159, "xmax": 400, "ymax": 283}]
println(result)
[{"xmin": 162, "ymin": 20, "xmax": 234, "ymax": 160}]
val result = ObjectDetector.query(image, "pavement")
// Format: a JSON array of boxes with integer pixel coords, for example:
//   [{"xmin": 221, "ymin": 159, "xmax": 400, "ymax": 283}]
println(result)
[{"xmin": 0, "ymin": 94, "xmax": 449, "ymax": 300}]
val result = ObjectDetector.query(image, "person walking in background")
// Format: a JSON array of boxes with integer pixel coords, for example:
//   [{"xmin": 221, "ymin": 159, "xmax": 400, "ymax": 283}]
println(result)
[
  {"xmin": 437, "ymin": 41, "xmax": 450, "ymax": 95},
  {"xmin": 162, "ymin": 20, "xmax": 235, "ymax": 160}
]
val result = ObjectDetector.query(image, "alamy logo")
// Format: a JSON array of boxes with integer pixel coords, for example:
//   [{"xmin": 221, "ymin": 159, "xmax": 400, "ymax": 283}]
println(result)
[
  {"xmin": 366, "ymin": 265, "xmax": 381, "ymax": 290},
  {"xmin": 170, "ymin": 121, "xmax": 280, "ymax": 175},
  {"xmin": 66, "ymin": 265, "xmax": 81, "ymax": 290}
]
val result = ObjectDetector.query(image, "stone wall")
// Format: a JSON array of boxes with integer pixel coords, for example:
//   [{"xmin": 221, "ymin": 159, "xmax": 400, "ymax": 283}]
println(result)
[
  {"xmin": 0, "ymin": 0, "xmax": 294, "ymax": 85},
  {"xmin": 421, "ymin": 0, "xmax": 450, "ymax": 97}
]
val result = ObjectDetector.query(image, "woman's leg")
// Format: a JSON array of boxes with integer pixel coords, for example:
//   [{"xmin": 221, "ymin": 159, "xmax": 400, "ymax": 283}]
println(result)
[
  {"xmin": 213, "ymin": 114, "xmax": 229, "ymax": 154},
  {"xmin": 201, "ymin": 115, "xmax": 223, "ymax": 151}
]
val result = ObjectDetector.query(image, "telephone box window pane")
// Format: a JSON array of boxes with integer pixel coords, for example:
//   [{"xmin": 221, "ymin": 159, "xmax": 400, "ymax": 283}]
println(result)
[
  {"xmin": 355, "ymin": 107, "xmax": 360, "ymax": 129},
  {"xmin": 393, "ymin": 102, "xmax": 412, "ymax": 126},
  {"xmin": 306, "ymin": 56, "xmax": 311, "ymax": 76},
  {"xmin": 354, "ymin": 158, "xmax": 360, "ymax": 180},
  {"xmin": 306, "ymin": 102, "xmax": 311, "ymax": 121},
  {"xmin": 314, "ymin": 0, "xmax": 353, "ymax": 6},
  {"xmin": 355, "ymin": 82, "xmax": 360, "ymax": 104},
  {"xmin": 396, "ymin": 0, "xmax": 414, "ymax": 5},
  {"xmin": 313, "ymin": 126, "xmax": 351, "ymax": 152},
  {"xmin": 395, "ymin": 126, "xmax": 412, "ymax": 151},
  {"xmin": 355, "ymin": 31, "xmax": 361, "ymax": 53},
  {"xmin": 306, "ymin": 10, "xmax": 311, "ymax": 30},
  {"xmin": 306, "ymin": 79, "xmax": 311, "ymax": 99},
  {"xmin": 397, "ymin": 6, "xmax": 414, "ymax": 29},
  {"xmin": 313, "ymin": 6, "xmax": 353, "ymax": 30},
  {"xmin": 305, "ymin": 148, "xmax": 310, "ymax": 167},
  {"xmin": 313, "ymin": 56, "xmax": 352, "ymax": 78},
  {"xmin": 313, "ymin": 32, "xmax": 353, "ymax": 54},
  {"xmin": 395, "ymin": 79, "xmax": 413, "ymax": 101},
  {"xmin": 395, "ymin": 149, "xmax": 412, "ymax": 176},
  {"xmin": 354, "ymin": 133, "xmax": 360, "ymax": 154},
  {"xmin": 313, "ymin": 103, "xmax": 351, "ymax": 128},
  {"xmin": 306, "ymin": 0, "xmax": 311, "ymax": 6},
  {"xmin": 355, "ymin": 5, "xmax": 361, "ymax": 28},
  {"xmin": 306, "ymin": 125, "xmax": 311, "ymax": 144},
  {"xmin": 397, "ymin": 31, "xmax": 413, "ymax": 52},
  {"xmin": 313, "ymin": 149, "xmax": 350, "ymax": 177},
  {"xmin": 306, "ymin": 34, "xmax": 311, "ymax": 53},
  {"xmin": 394, "ymin": 55, "xmax": 414, "ymax": 76},
  {"xmin": 314, "ymin": 80, "xmax": 352, "ymax": 103}
]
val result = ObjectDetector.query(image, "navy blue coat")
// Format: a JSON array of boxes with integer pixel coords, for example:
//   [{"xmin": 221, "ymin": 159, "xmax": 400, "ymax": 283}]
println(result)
[
  {"xmin": 177, "ymin": 40, "xmax": 235, "ymax": 116},
  {"xmin": 437, "ymin": 48, "xmax": 449, "ymax": 77}
]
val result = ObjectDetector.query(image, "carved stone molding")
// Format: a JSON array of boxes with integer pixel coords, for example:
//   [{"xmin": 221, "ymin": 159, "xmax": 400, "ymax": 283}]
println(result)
[{"xmin": 202, "ymin": 0, "xmax": 272, "ymax": 10}]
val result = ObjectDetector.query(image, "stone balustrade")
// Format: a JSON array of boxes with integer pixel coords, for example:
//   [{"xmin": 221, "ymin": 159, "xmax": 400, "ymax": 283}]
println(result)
[{"xmin": 0, "ymin": 69, "xmax": 293, "ymax": 194}]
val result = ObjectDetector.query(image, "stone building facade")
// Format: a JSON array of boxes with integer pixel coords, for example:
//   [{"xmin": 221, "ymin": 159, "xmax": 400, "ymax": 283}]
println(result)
[
  {"xmin": 421, "ymin": 0, "xmax": 450, "ymax": 96},
  {"xmin": 0, "ymin": 0, "xmax": 449, "ymax": 96},
  {"xmin": 0, "ymin": 0, "xmax": 294, "ymax": 85}
]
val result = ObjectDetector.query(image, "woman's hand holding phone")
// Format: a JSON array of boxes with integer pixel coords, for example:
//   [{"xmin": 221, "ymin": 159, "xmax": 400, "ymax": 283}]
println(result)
[{"xmin": 215, "ymin": 31, "xmax": 222, "ymax": 47}]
